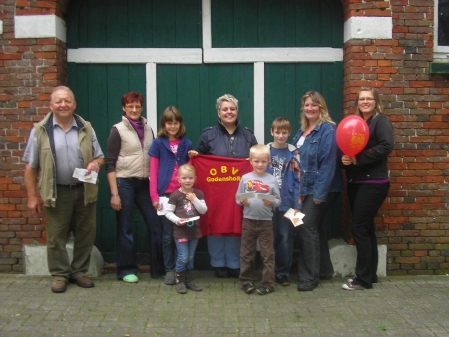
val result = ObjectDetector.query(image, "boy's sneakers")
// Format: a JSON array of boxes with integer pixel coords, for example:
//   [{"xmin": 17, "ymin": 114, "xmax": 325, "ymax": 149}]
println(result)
[
  {"xmin": 256, "ymin": 285, "xmax": 271, "ymax": 295},
  {"xmin": 242, "ymin": 283, "xmax": 255, "ymax": 294},
  {"xmin": 276, "ymin": 275, "xmax": 290, "ymax": 286}
]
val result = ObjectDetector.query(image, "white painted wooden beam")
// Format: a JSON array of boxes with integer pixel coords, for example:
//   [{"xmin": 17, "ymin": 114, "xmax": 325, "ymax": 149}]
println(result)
[
  {"xmin": 253, "ymin": 62, "xmax": 265, "ymax": 144},
  {"xmin": 344, "ymin": 17, "xmax": 392, "ymax": 42},
  {"xmin": 202, "ymin": 0, "xmax": 212, "ymax": 49},
  {"xmin": 203, "ymin": 47, "xmax": 343, "ymax": 63},
  {"xmin": 146, "ymin": 63, "xmax": 158, "ymax": 133},
  {"xmin": 68, "ymin": 48, "xmax": 203, "ymax": 64},
  {"xmin": 15, "ymin": 14, "xmax": 66, "ymax": 42}
]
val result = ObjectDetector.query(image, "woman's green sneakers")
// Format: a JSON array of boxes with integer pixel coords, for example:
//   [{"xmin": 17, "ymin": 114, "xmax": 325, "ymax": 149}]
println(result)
[{"xmin": 123, "ymin": 274, "xmax": 139, "ymax": 283}]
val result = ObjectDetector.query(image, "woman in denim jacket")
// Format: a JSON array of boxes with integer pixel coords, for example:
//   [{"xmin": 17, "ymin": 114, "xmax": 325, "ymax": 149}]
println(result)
[{"xmin": 292, "ymin": 91, "xmax": 343, "ymax": 292}]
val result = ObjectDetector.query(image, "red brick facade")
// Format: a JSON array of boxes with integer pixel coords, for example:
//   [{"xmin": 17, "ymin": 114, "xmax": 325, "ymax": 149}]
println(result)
[{"xmin": 1, "ymin": 0, "xmax": 448, "ymax": 274}]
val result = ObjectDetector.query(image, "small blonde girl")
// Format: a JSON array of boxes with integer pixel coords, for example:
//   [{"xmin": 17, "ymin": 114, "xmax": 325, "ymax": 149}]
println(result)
[{"xmin": 165, "ymin": 164, "xmax": 208, "ymax": 294}]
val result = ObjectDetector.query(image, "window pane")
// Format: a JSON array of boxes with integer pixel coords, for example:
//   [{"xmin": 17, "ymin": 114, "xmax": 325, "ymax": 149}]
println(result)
[{"xmin": 439, "ymin": 0, "xmax": 449, "ymax": 46}]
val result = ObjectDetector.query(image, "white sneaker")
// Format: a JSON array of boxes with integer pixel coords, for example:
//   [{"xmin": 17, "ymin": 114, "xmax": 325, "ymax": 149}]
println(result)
[{"xmin": 342, "ymin": 282, "xmax": 365, "ymax": 291}]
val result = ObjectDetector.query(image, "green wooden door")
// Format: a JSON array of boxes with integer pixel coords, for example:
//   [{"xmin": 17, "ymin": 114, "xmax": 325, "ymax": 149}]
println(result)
[{"xmin": 66, "ymin": 0, "xmax": 344, "ymax": 263}]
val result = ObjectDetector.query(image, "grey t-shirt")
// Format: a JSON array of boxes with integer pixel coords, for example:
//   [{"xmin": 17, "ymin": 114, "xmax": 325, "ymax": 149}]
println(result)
[{"xmin": 236, "ymin": 171, "xmax": 281, "ymax": 221}]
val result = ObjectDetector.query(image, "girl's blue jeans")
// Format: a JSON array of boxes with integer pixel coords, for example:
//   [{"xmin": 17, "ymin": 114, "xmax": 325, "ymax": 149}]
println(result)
[{"xmin": 174, "ymin": 238, "xmax": 199, "ymax": 272}]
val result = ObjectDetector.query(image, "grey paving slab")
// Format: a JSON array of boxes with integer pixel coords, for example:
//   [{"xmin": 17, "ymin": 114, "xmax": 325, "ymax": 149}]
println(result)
[{"xmin": 0, "ymin": 272, "xmax": 448, "ymax": 336}]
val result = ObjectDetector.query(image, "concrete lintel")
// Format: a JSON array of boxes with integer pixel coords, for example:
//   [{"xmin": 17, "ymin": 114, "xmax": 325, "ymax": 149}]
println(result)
[
  {"xmin": 23, "ymin": 242, "xmax": 104, "ymax": 277},
  {"xmin": 14, "ymin": 14, "xmax": 66, "ymax": 42},
  {"xmin": 329, "ymin": 238, "xmax": 387, "ymax": 277},
  {"xmin": 344, "ymin": 17, "xmax": 392, "ymax": 42}
]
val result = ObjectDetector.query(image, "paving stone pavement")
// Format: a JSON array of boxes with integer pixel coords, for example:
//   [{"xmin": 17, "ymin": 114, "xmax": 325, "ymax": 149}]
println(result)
[{"xmin": 0, "ymin": 272, "xmax": 448, "ymax": 337}]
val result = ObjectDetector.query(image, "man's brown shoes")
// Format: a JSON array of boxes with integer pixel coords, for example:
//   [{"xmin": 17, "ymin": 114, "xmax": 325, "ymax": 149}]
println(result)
[
  {"xmin": 70, "ymin": 276, "xmax": 94, "ymax": 288},
  {"xmin": 51, "ymin": 280, "xmax": 67, "ymax": 293}
]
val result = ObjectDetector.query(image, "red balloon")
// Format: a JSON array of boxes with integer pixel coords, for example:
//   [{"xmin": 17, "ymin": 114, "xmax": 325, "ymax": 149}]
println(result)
[{"xmin": 336, "ymin": 115, "xmax": 369, "ymax": 156}]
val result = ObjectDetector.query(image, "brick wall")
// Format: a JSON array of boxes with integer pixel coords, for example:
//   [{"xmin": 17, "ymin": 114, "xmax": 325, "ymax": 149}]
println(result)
[
  {"xmin": 0, "ymin": 0, "xmax": 448, "ymax": 274},
  {"xmin": 0, "ymin": 0, "xmax": 68, "ymax": 272}
]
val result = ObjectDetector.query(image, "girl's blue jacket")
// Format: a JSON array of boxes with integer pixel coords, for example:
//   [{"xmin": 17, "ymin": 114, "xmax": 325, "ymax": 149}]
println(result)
[{"xmin": 148, "ymin": 136, "xmax": 192, "ymax": 196}]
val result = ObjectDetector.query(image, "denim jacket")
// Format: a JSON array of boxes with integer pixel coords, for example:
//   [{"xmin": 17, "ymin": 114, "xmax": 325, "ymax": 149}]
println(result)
[
  {"xmin": 292, "ymin": 121, "xmax": 343, "ymax": 202},
  {"xmin": 266, "ymin": 143, "xmax": 302, "ymax": 211}
]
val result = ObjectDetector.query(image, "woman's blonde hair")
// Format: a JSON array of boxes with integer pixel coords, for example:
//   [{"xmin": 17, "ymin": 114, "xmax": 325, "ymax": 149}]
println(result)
[
  {"xmin": 300, "ymin": 91, "xmax": 335, "ymax": 132},
  {"xmin": 216, "ymin": 94, "xmax": 239, "ymax": 112},
  {"xmin": 355, "ymin": 87, "xmax": 384, "ymax": 119}
]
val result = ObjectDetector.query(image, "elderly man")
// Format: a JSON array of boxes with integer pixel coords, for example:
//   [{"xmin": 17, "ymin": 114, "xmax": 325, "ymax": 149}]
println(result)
[{"xmin": 23, "ymin": 86, "xmax": 104, "ymax": 293}]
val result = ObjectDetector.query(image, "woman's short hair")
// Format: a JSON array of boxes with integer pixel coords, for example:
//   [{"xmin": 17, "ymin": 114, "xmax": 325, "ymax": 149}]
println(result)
[
  {"xmin": 178, "ymin": 163, "xmax": 196, "ymax": 176},
  {"xmin": 157, "ymin": 106, "xmax": 187, "ymax": 138},
  {"xmin": 356, "ymin": 87, "xmax": 384, "ymax": 118},
  {"xmin": 300, "ymin": 91, "xmax": 335, "ymax": 132},
  {"xmin": 216, "ymin": 94, "xmax": 239, "ymax": 112},
  {"xmin": 249, "ymin": 144, "xmax": 270, "ymax": 159},
  {"xmin": 271, "ymin": 117, "xmax": 291, "ymax": 133},
  {"xmin": 121, "ymin": 92, "xmax": 144, "ymax": 108}
]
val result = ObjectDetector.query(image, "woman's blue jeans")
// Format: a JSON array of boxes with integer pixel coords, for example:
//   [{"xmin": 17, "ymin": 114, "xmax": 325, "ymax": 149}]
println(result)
[
  {"xmin": 116, "ymin": 177, "xmax": 164, "ymax": 279},
  {"xmin": 174, "ymin": 238, "xmax": 199, "ymax": 272}
]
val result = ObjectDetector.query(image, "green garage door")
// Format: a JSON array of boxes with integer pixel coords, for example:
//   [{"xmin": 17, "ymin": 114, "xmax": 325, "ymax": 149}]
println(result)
[{"xmin": 66, "ymin": 0, "xmax": 343, "ymax": 264}]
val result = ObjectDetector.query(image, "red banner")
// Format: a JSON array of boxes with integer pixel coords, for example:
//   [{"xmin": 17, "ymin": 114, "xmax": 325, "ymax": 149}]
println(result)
[{"xmin": 191, "ymin": 155, "xmax": 253, "ymax": 236}]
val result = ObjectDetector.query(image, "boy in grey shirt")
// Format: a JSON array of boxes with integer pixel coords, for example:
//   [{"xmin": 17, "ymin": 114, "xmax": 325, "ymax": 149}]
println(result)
[{"xmin": 235, "ymin": 145, "xmax": 281, "ymax": 295}]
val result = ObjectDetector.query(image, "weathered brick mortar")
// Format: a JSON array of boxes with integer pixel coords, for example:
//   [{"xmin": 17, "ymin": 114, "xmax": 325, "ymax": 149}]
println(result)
[{"xmin": 1, "ymin": 0, "xmax": 448, "ymax": 274}]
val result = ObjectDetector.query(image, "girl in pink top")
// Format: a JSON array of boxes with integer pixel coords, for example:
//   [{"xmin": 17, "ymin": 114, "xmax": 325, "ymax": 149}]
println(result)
[{"xmin": 148, "ymin": 106, "xmax": 192, "ymax": 285}]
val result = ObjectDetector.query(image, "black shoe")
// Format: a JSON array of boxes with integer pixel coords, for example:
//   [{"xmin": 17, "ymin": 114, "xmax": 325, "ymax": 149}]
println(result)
[
  {"xmin": 256, "ymin": 285, "xmax": 272, "ymax": 295},
  {"xmin": 214, "ymin": 267, "xmax": 229, "ymax": 278},
  {"xmin": 297, "ymin": 279, "xmax": 318, "ymax": 291},
  {"xmin": 227, "ymin": 267, "xmax": 240, "ymax": 278},
  {"xmin": 319, "ymin": 275, "xmax": 333, "ymax": 280},
  {"xmin": 276, "ymin": 275, "xmax": 290, "ymax": 286},
  {"xmin": 242, "ymin": 283, "xmax": 255, "ymax": 294}
]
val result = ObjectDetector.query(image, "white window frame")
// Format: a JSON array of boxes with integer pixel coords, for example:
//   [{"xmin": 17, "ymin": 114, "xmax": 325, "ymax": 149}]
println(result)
[{"xmin": 434, "ymin": 0, "xmax": 449, "ymax": 63}]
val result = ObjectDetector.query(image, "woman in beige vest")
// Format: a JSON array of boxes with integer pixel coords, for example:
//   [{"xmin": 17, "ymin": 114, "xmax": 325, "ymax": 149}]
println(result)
[{"xmin": 105, "ymin": 92, "xmax": 164, "ymax": 283}]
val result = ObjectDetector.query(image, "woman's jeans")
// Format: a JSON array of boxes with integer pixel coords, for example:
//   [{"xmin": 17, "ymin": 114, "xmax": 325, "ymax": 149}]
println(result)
[
  {"xmin": 297, "ymin": 192, "xmax": 341, "ymax": 284},
  {"xmin": 207, "ymin": 235, "xmax": 241, "ymax": 269},
  {"xmin": 116, "ymin": 178, "xmax": 164, "ymax": 279},
  {"xmin": 348, "ymin": 182, "xmax": 389, "ymax": 288},
  {"xmin": 174, "ymin": 238, "xmax": 199, "ymax": 272}
]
